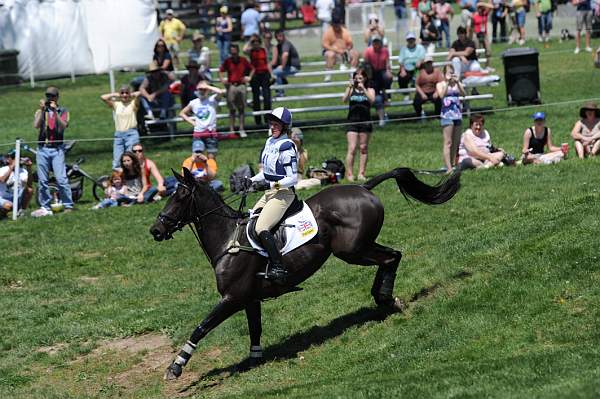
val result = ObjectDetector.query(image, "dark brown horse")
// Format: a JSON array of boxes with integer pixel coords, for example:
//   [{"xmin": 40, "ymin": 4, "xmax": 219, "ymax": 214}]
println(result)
[{"xmin": 150, "ymin": 167, "xmax": 460, "ymax": 380}]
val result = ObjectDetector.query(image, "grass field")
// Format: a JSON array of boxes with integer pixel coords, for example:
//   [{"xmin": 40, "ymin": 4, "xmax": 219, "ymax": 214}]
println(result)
[{"xmin": 1, "ymin": 39, "xmax": 600, "ymax": 398}]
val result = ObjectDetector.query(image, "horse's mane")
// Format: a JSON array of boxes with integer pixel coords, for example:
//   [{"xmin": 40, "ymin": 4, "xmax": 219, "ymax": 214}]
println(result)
[{"xmin": 191, "ymin": 178, "xmax": 240, "ymax": 218}]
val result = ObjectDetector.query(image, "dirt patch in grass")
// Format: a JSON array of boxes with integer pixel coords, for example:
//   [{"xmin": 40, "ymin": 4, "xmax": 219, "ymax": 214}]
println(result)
[{"xmin": 37, "ymin": 342, "xmax": 68, "ymax": 356}]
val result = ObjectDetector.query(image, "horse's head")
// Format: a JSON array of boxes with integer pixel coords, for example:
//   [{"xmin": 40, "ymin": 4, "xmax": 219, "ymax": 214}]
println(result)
[{"xmin": 150, "ymin": 168, "xmax": 203, "ymax": 241}]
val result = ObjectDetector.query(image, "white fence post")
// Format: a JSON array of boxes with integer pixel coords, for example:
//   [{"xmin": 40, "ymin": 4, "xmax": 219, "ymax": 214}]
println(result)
[{"xmin": 12, "ymin": 139, "xmax": 21, "ymax": 221}]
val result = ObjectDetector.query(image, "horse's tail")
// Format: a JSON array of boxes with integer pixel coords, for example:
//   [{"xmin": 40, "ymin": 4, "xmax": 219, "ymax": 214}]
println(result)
[{"xmin": 362, "ymin": 168, "xmax": 461, "ymax": 205}]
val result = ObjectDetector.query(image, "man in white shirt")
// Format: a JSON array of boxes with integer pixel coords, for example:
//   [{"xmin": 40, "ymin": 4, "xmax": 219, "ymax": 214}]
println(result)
[{"xmin": 315, "ymin": 0, "xmax": 335, "ymax": 31}]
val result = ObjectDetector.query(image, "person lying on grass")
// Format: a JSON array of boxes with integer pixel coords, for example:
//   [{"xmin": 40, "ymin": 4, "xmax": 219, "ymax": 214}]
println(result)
[{"xmin": 521, "ymin": 112, "xmax": 565, "ymax": 165}]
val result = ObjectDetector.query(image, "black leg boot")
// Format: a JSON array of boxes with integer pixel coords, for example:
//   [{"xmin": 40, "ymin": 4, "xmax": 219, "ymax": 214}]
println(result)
[{"xmin": 257, "ymin": 231, "xmax": 288, "ymax": 284}]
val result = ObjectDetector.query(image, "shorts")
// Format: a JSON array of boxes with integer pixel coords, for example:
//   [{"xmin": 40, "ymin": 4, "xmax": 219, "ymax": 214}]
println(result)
[
  {"xmin": 192, "ymin": 133, "xmax": 219, "ymax": 154},
  {"xmin": 167, "ymin": 42, "xmax": 180, "ymax": 54},
  {"xmin": 440, "ymin": 118, "xmax": 462, "ymax": 127},
  {"xmin": 516, "ymin": 10, "xmax": 526, "ymax": 28},
  {"xmin": 576, "ymin": 10, "xmax": 593, "ymax": 31},
  {"xmin": 347, "ymin": 122, "xmax": 373, "ymax": 133},
  {"xmin": 226, "ymin": 84, "xmax": 246, "ymax": 112}
]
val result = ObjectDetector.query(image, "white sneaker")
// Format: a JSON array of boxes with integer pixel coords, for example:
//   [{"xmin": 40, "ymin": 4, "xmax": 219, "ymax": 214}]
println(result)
[
  {"xmin": 144, "ymin": 111, "xmax": 155, "ymax": 121},
  {"xmin": 339, "ymin": 63, "xmax": 348, "ymax": 71},
  {"xmin": 518, "ymin": 39, "xmax": 525, "ymax": 45},
  {"xmin": 574, "ymin": 47, "xmax": 580, "ymax": 54},
  {"xmin": 31, "ymin": 208, "xmax": 53, "ymax": 217},
  {"xmin": 324, "ymin": 74, "xmax": 331, "ymax": 82},
  {"xmin": 538, "ymin": 36, "xmax": 543, "ymax": 43},
  {"xmin": 585, "ymin": 47, "xmax": 593, "ymax": 53},
  {"xmin": 403, "ymin": 95, "xmax": 410, "ymax": 102},
  {"xmin": 239, "ymin": 129, "xmax": 248, "ymax": 138},
  {"xmin": 544, "ymin": 36, "xmax": 549, "ymax": 43},
  {"xmin": 379, "ymin": 119, "xmax": 386, "ymax": 127}
]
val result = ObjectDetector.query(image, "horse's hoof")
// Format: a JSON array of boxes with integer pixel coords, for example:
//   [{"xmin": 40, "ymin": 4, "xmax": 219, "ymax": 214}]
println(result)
[
  {"xmin": 392, "ymin": 297, "xmax": 406, "ymax": 312},
  {"xmin": 164, "ymin": 362, "xmax": 182, "ymax": 380},
  {"xmin": 375, "ymin": 296, "xmax": 405, "ymax": 312}
]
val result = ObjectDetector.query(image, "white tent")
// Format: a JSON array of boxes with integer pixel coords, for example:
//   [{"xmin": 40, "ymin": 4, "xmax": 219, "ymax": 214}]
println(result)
[{"xmin": 0, "ymin": 0, "xmax": 159, "ymax": 78}]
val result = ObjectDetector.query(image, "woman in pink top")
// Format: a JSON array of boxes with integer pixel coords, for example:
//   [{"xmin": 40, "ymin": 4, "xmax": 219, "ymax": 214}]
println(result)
[
  {"xmin": 434, "ymin": 0, "xmax": 454, "ymax": 48},
  {"xmin": 457, "ymin": 114, "xmax": 505, "ymax": 169},
  {"xmin": 472, "ymin": 3, "xmax": 494, "ymax": 66}
]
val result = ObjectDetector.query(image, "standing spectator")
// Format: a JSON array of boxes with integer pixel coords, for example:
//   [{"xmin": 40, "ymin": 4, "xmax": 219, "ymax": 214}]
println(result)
[
  {"xmin": 574, "ymin": 0, "xmax": 593, "ymax": 54},
  {"xmin": 364, "ymin": 13, "xmax": 385, "ymax": 46},
  {"xmin": 180, "ymin": 79, "xmax": 225, "ymax": 158},
  {"xmin": 153, "ymin": 38, "xmax": 174, "ymax": 72},
  {"xmin": 491, "ymin": 0, "xmax": 508, "ymax": 43},
  {"xmin": 315, "ymin": 0, "xmax": 335, "ymax": 32},
  {"xmin": 131, "ymin": 143, "xmax": 173, "ymax": 200},
  {"xmin": 342, "ymin": 68, "xmax": 376, "ymax": 181},
  {"xmin": 460, "ymin": 0, "xmax": 477, "ymax": 37},
  {"xmin": 219, "ymin": 44, "xmax": 254, "ymax": 137},
  {"xmin": 447, "ymin": 26, "xmax": 481, "ymax": 78},
  {"xmin": 571, "ymin": 102, "xmax": 600, "ymax": 158},
  {"xmin": 180, "ymin": 60, "xmax": 203, "ymax": 108},
  {"xmin": 472, "ymin": 3, "xmax": 494, "ymax": 67},
  {"xmin": 271, "ymin": 29, "xmax": 302, "ymax": 96},
  {"xmin": 301, "ymin": 0, "xmax": 317, "ymax": 25},
  {"xmin": 188, "ymin": 31, "xmax": 211, "ymax": 80},
  {"xmin": 159, "ymin": 9, "xmax": 186, "ymax": 70},
  {"xmin": 457, "ymin": 114, "xmax": 505, "ymax": 169},
  {"xmin": 322, "ymin": 17, "xmax": 359, "ymax": 82},
  {"xmin": 243, "ymin": 34, "xmax": 273, "ymax": 125},
  {"xmin": 434, "ymin": 0, "xmax": 454, "ymax": 48},
  {"xmin": 100, "ymin": 85, "xmax": 142, "ymax": 171},
  {"xmin": 215, "ymin": 6, "xmax": 233, "ymax": 65},
  {"xmin": 420, "ymin": 13, "xmax": 439, "ymax": 53},
  {"xmin": 418, "ymin": 0, "xmax": 435, "ymax": 19},
  {"xmin": 393, "ymin": 0, "xmax": 408, "ymax": 41},
  {"xmin": 364, "ymin": 36, "xmax": 392, "ymax": 127},
  {"xmin": 521, "ymin": 112, "xmax": 564, "ymax": 164},
  {"xmin": 413, "ymin": 55, "xmax": 443, "ymax": 118},
  {"xmin": 512, "ymin": 0, "xmax": 527, "ymax": 45},
  {"xmin": 0, "ymin": 151, "xmax": 32, "ymax": 216},
  {"xmin": 534, "ymin": 0, "xmax": 553, "ymax": 43},
  {"xmin": 398, "ymin": 32, "xmax": 426, "ymax": 100},
  {"xmin": 120, "ymin": 151, "xmax": 150, "ymax": 204},
  {"xmin": 182, "ymin": 140, "xmax": 223, "ymax": 192},
  {"xmin": 241, "ymin": 0, "xmax": 263, "ymax": 41},
  {"xmin": 139, "ymin": 62, "xmax": 174, "ymax": 120},
  {"xmin": 436, "ymin": 65, "xmax": 465, "ymax": 172},
  {"xmin": 410, "ymin": 0, "xmax": 421, "ymax": 32},
  {"xmin": 31, "ymin": 87, "xmax": 73, "ymax": 217}
]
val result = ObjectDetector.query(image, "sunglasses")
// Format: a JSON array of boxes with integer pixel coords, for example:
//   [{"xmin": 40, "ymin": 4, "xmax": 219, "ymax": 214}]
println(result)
[
  {"xmin": 120, "ymin": 91, "xmax": 130, "ymax": 95},
  {"xmin": 132, "ymin": 149, "xmax": 143, "ymax": 153},
  {"xmin": 45, "ymin": 93, "xmax": 57, "ymax": 98}
]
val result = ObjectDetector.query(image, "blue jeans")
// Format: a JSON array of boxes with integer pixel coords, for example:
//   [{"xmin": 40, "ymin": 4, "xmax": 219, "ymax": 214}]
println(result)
[
  {"xmin": 98, "ymin": 198, "xmax": 119, "ymax": 208},
  {"xmin": 140, "ymin": 92, "xmax": 174, "ymax": 119},
  {"xmin": 216, "ymin": 36, "xmax": 230, "ymax": 65},
  {"xmin": 273, "ymin": 65, "xmax": 298, "ymax": 94},
  {"xmin": 113, "ymin": 128, "xmax": 140, "ymax": 170},
  {"xmin": 538, "ymin": 12, "xmax": 552, "ymax": 35},
  {"xmin": 437, "ymin": 19, "xmax": 451, "ymax": 48},
  {"xmin": 36, "ymin": 145, "xmax": 73, "ymax": 210},
  {"xmin": 394, "ymin": 5, "xmax": 406, "ymax": 19}
]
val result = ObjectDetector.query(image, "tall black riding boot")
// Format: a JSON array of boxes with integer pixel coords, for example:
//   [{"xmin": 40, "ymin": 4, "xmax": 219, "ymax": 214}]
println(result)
[{"xmin": 257, "ymin": 230, "xmax": 288, "ymax": 284}]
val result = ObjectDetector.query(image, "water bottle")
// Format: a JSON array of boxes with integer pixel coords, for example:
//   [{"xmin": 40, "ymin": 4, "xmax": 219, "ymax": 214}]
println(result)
[{"xmin": 335, "ymin": 172, "xmax": 341, "ymax": 183}]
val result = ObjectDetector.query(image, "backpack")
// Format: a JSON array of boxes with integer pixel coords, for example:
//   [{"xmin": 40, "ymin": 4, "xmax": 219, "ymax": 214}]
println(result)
[
  {"xmin": 229, "ymin": 164, "xmax": 254, "ymax": 194},
  {"xmin": 322, "ymin": 157, "xmax": 346, "ymax": 178}
]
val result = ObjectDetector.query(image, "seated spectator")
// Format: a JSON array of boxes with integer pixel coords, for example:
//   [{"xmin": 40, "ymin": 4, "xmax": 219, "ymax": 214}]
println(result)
[
  {"xmin": 413, "ymin": 55, "xmax": 443, "ymax": 117},
  {"xmin": 153, "ymin": 38, "xmax": 174, "ymax": 73},
  {"xmin": 363, "ymin": 35, "xmax": 392, "ymax": 126},
  {"xmin": 398, "ymin": 32, "xmax": 426, "ymax": 101},
  {"xmin": 244, "ymin": 34, "xmax": 273, "ymax": 125},
  {"xmin": 188, "ymin": 31, "xmax": 211, "ymax": 81},
  {"xmin": 271, "ymin": 29, "xmax": 301, "ymax": 97},
  {"xmin": 180, "ymin": 60, "xmax": 203, "ymax": 108},
  {"xmin": 132, "ymin": 143, "xmax": 176, "ymax": 200},
  {"xmin": 322, "ymin": 16, "xmax": 359, "ymax": 82},
  {"xmin": 92, "ymin": 170, "xmax": 132, "ymax": 209},
  {"xmin": 100, "ymin": 85, "xmax": 141, "ymax": 170},
  {"xmin": 301, "ymin": 0, "xmax": 317, "ymax": 25},
  {"xmin": 571, "ymin": 101, "xmax": 600, "ymax": 159},
  {"xmin": 419, "ymin": 13, "xmax": 439, "ymax": 54},
  {"xmin": 447, "ymin": 26, "xmax": 481, "ymax": 78},
  {"xmin": 139, "ymin": 62, "xmax": 174, "ymax": 120},
  {"xmin": 182, "ymin": 140, "xmax": 224, "ymax": 192},
  {"xmin": 120, "ymin": 151, "xmax": 150, "ymax": 204},
  {"xmin": 219, "ymin": 43, "xmax": 254, "ymax": 137},
  {"xmin": 291, "ymin": 128, "xmax": 322, "ymax": 190},
  {"xmin": 0, "ymin": 151, "xmax": 32, "ymax": 216},
  {"xmin": 457, "ymin": 114, "xmax": 505, "ymax": 169},
  {"xmin": 521, "ymin": 112, "xmax": 564, "ymax": 165},
  {"xmin": 364, "ymin": 13, "xmax": 385, "ymax": 46},
  {"xmin": 179, "ymin": 79, "xmax": 225, "ymax": 159}
]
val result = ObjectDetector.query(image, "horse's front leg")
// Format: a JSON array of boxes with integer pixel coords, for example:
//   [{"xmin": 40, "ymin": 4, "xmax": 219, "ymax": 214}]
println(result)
[
  {"xmin": 166, "ymin": 298, "xmax": 243, "ymax": 380},
  {"xmin": 245, "ymin": 300, "xmax": 263, "ymax": 367}
]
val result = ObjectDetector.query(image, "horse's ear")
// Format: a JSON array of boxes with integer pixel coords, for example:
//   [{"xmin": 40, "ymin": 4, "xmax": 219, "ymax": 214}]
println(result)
[
  {"xmin": 182, "ymin": 167, "xmax": 194, "ymax": 182},
  {"xmin": 172, "ymin": 168, "xmax": 183, "ymax": 182}
]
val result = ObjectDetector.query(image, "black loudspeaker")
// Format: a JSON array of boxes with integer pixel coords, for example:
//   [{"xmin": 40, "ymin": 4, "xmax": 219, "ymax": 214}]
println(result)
[{"xmin": 501, "ymin": 48, "xmax": 541, "ymax": 106}]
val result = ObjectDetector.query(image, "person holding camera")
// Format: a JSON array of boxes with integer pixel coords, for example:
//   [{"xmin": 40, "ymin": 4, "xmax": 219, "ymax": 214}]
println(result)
[
  {"xmin": 0, "ymin": 151, "xmax": 33, "ymax": 217},
  {"xmin": 364, "ymin": 13, "xmax": 385, "ymax": 46},
  {"xmin": 181, "ymin": 140, "xmax": 223, "ymax": 192},
  {"xmin": 343, "ymin": 68, "xmax": 375, "ymax": 182},
  {"xmin": 437, "ymin": 65, "xmax": 465, "ymax": 172},
  {"xmin": 31, "ymin": 86, "xmax": 73, "ymax": 217}
]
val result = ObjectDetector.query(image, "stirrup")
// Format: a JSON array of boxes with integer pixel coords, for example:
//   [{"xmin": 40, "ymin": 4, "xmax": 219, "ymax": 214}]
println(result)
[{"xmin": 256, "ymin": 262, "xmax": 288, "ymax": 283}]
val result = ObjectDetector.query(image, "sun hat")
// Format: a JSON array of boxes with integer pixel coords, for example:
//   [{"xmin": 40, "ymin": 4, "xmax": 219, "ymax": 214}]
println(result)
[
  {"xmin": 192, "ymin": 31, "xmax": 204, "ymax": 41},
  {"xmin": 405, "ymin": 32, "xmax": 416, "ymax": 40},
  {"xmin": 166, "ymin": 9, "xmax": 174, "ymax": 15},
  {"xmin": 532, "ymin": 111, "xmax": 546, "ymax": 120},
  {"xmin": 579, "ymin": 101, "xmax": 600, "ymax": 118},
  {"xmin": 192, "ymin": 140, "xmax": 205, "ymax": 153},
  {"xmin": 220, "ymin": 5, "xmax": 228, "ymax": 14}
]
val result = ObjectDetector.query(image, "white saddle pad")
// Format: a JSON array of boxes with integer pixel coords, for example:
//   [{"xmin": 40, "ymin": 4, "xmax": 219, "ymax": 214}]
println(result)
[{"xmin": 246, "ymin": 202, "xmax": 318, "ymax": 257}]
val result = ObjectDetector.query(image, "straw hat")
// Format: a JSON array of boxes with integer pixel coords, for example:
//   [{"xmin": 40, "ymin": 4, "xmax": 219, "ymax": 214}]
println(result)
[
  {"xmin": 579, "ymin": 101, "xmax": 600, "ymax": 118},
  {"xmin": 219, "ymin": 5, "xmax": 228, "ymax": 14}
]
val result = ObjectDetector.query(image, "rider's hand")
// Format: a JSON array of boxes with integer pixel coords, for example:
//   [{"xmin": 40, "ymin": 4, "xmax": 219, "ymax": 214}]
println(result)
[{"xmin": 242, "ymin": 177, "xmax": 254, "ymax": 191}]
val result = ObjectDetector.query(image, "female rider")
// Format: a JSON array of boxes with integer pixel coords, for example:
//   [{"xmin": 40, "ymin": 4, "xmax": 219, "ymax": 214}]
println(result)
[{"xmin": 246, "ymin": 107, "xmax": 298, "ymax": 284}]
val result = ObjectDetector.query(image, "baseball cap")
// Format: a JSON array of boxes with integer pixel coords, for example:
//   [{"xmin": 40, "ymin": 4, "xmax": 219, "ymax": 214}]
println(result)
[
  {"xmin": 166, "ymin": 8, "xmax": 174, "ymax": 15},
  {"xmin": 532, "ymin": 111, "xmax": 546, "ymax": 120},
  {"xmin": 405, "ymin": 32, "xmax": 416, "ymax": 40},
  {"xmin": 371, "ymin": 34, "xmax": 382, "ymax": 43},
  {"xmin": 423, "ymin": 55, "xmax": 434, "ymax": 63},
  {"xmin": 45, "ymin": 86, "xmax": 59, "ymax": 96},
  {"xmin": 192, "ymin": 140, "xmax": 205, "ymax": 153}
]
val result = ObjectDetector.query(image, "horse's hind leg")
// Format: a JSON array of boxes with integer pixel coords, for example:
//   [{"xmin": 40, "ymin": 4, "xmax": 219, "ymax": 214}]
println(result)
[{"xmin": 337, "ymin": 243, "xmax": 402, "ymax": 308}]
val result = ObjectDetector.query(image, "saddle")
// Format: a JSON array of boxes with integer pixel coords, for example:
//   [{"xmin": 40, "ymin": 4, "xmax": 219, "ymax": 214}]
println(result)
[{"xmin": 247, "ymin": 196, "xmax": 304, "ymax": 251}]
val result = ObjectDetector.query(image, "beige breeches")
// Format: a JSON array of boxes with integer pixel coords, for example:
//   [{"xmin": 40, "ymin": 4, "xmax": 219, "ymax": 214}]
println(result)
[{"xmin": 253, "ymin": 188, "xmax": 296, "ymax": 233}]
